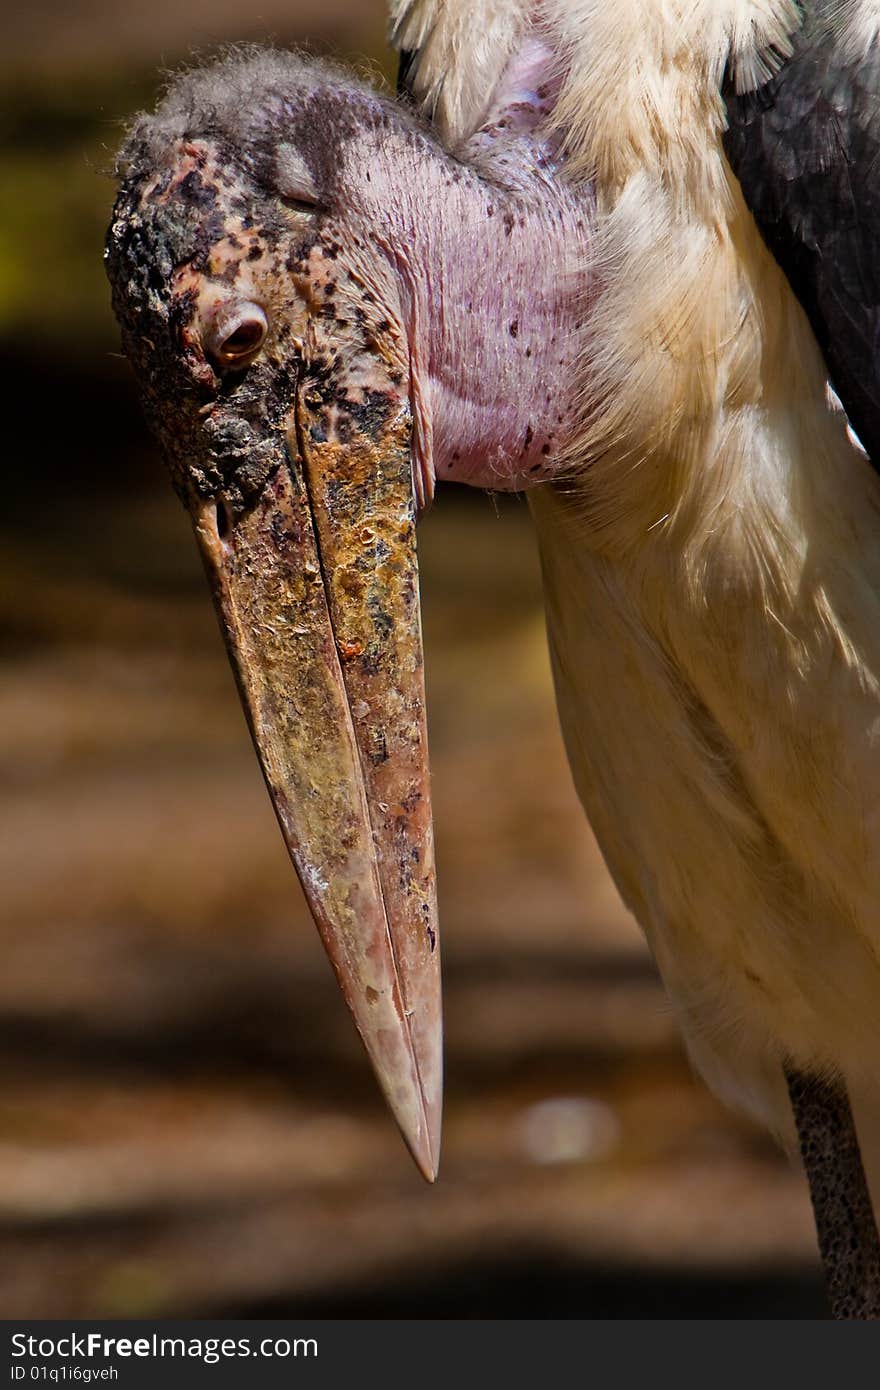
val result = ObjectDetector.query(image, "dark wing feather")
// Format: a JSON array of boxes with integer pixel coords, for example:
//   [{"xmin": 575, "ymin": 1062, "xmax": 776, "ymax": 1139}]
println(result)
[
  {"xmin": 397, "ymin": 49, "xmax": 416, "ymax": 98},
  {"xmin": 724, "ymin": 9, "xmax": 880, "ymax": 469}
]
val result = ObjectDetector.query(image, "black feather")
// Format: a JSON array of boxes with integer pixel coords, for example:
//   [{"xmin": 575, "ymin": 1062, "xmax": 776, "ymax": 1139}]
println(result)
[
  {"xmin": 724, "ymin": 3, "xmax": 880, "ymax": 470},
  {"xmin": 397, "ymin": 49, "xmax": 416, "ymax": 99}
]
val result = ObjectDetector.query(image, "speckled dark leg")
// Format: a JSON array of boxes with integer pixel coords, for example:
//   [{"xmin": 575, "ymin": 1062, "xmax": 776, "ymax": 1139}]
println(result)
[{"xmin": 786, "ymin": 1068, "xmax": 880, "ymax": 1319}]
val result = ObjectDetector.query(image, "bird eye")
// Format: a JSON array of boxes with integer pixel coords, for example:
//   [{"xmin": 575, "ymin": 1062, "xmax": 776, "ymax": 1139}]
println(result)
[{"xmin": 209, "ymin": 304, "xmax": 268, "ymax": 369}]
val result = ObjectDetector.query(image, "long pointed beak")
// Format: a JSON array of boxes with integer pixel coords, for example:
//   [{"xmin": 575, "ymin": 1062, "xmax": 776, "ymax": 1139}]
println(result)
[{"xmin": 192, "ymin": 385, "xmax": 441, "ymax": 1180}]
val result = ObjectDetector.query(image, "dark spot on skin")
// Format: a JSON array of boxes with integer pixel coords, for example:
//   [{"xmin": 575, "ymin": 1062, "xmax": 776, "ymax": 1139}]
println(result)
[
  {"xmin": 270, "ymin": 509, "xmax": 301, "ymax": 553},
  {"xmin": 217, "ymin": 257, "xmax": 240, "ymax": 284},
  {"xmin": 427, "ymin": 926, "xmax": 436, "ymax": 953},
  {"xmin": 503, "ymin": 212, "xmax": 514, "ymax": 236},
  {"xmin": 176, "ymin": 169, "xmax": 217, "ymax": 210},
  {"xmin": 541, "ymin": 443, "xmax": 550, "ymax": 455},
  {"xmin": 369, "ymin": 732, "xmax": 388, "ymax": 766},
  {"xmin": 525, "ymin": 347, "xmax": 532, "ymax": 358},
  {"xmin": 345, "ymin": 390, "xmax": 393, "ymax": 436},
  {"xmin": 247, "ymin": 244, "xmax": 261, "ymax": 261},
  {"xmin": 451, "ymin": 451, "xmax": 460, "ymax": 462},
  {"xmin": 530, "ymin": 463, "xmax": 542, "ymax": 473},
  {"xmin": 509, "ymin": 319, "xmax": 518, "ymax": 338},
  {"xmin": 486, "ymin": 204, "xmax": 494, "ymax": 216},
  {"xmin": 363, "ymin": 291, "xmax": 375, "ymax": 303},
  {"xmin": 309, "ymin": 423, "xmax": 327, "ymax": 442},
  {"xmin": 523, "ymin": 425, "xmax": 533, "ymax": 452},
  {"xmin": 376, "ymin": 319, "xmax": 391, "ymax": 334}
]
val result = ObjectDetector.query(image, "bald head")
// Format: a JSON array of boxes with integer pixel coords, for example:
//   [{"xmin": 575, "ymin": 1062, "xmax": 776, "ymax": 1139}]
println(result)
[
  {"xmin": 116, "ymin": 49, "xmax": 422, "ymax": 217},
  {"xmin": 107, "ymin": 46, "xmax": 593, "ymax": 507}
]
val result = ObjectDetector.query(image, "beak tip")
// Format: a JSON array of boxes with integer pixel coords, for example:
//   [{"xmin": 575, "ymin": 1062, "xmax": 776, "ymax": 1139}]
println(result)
[
  {"xmin": 387, "ymin": 1077, "xmax": 441, "ymax": 1184},
  {"xmin": 410, "ymin": 1135, "xmax": 440, "ymax": 1185}
]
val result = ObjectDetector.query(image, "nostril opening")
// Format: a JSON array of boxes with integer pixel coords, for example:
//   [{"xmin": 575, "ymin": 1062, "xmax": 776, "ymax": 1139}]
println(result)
[{"xmin": 215, "ymin": 496, "xmax": 231, "ymax": 541}]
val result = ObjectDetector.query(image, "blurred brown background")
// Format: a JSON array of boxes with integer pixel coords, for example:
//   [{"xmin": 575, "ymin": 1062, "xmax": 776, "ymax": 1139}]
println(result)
[{"xmin": 1, "ymin": 0, "xmax": 824, "ymax": 1317}]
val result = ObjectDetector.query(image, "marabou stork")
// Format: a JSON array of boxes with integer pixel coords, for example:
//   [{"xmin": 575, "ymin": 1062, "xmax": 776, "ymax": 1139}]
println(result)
[{"xmin": 105, "ymin": 0, "xmax": 880, "ymax": 1317}]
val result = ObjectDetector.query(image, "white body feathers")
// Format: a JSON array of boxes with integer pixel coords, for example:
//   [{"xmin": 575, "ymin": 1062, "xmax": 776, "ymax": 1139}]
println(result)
[{"xmin": 393, "ymin": 0, "xmax": 880, "ymax": 1154}]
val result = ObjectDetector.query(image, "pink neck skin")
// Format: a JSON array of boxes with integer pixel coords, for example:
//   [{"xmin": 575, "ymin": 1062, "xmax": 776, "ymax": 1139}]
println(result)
[{"xmin": 345, "ymin": 76, "xmax": 593, "ymax": 496}]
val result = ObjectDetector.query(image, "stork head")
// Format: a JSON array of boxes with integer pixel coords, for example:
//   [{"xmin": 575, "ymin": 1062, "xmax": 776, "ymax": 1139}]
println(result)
[{"xmin": 105, "ymin": 48, "xmax": 590, "ymax": 1179}]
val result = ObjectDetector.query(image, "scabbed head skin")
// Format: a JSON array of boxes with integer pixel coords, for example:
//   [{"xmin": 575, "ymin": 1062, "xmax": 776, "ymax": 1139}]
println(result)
[
  {"xmin": 106, "ymin": 51, "xmax": 416, "ymax": 512},
  {"xmin": 108, "ymin": 137, "xmax": 294, "ymax": 510},
  {"xmin": 106, "ymin": 51, "xmax": 443, "ymax": 1180}
]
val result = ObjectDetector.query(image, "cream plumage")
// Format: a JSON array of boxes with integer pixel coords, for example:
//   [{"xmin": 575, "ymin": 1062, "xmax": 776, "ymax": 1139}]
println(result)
[{"xmin": 393, "ymin": 0, "xmax": 880, "ymax": 1312}]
